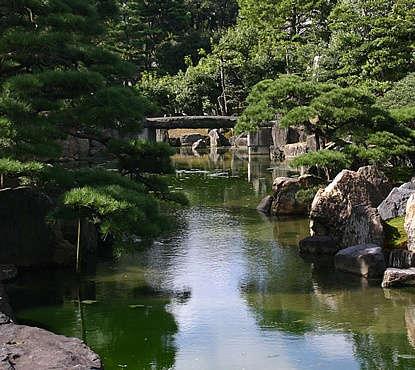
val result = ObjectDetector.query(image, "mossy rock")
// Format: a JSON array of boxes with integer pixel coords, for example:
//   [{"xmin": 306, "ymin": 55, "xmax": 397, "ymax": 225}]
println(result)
[{"xmin": 384, "ymin": 216, "xmax": 408, "ymax": 249}]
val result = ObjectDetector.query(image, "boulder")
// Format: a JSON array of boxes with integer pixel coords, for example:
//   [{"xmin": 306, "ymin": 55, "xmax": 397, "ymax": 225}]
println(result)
[
  {"xmin": 382, "ymin": 268, "xmax": 415, "ymax": 288},
  {"xmin": 335, "ymin": 244, "xmax": 386, "ymax": 278},
  {"xmin": 257, "ymin": 195, "xmax": 273, "ymax": 214},
  {"xmin": 180, "ymin": 134, "xmax": 209, "ymax": 146},
  {"xmin": 305, "ymin": 134, "xmax": 320, "ymax": 152},
  {"xmin": 283, "ymin": 142, "xmax": 307, "ymax": 158},
  {"xmin": 208, "ymin": 129, "xmax": 230, "ymax": 147},
  {"xmin": 268, "ymin": 175, "xmax": 323, "ymax": 216},
  {"xmin": 269, "ymin": 176, "xmax": 320, "ymax": 216},
  {"xmin": 60, "ymin": 135, "xmax": 90, "ymax": 160},
  {"xmin": 0, "ymin": 324, "xmax": 102, "ymax": 369},
  {"xmin": 310, "ymin": 166, "xmax": 392, "ymax": 248},
  {"xmin": 271, "ymin": 123, "xmax": 305, "ymax": 149},
  {"xmin": 299, "ymin": 236, "xmax": 339, "ymax": 255},
  {"xmin": 377, "ymin": 183, "xmax": 415, "ymax": 221},
  {"xmin": 405, "ymin": 194, "xmax": 415, "ymax": 252}
]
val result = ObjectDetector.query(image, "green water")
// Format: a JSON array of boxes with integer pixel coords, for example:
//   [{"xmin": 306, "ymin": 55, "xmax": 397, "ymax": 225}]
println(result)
[{"xmin": 7, "ymin": 149, "xmax": 415, "ymax": 369}]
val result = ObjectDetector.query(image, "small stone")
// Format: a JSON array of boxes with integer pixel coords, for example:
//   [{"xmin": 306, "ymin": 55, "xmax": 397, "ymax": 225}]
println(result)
[
  {"xmin": 382, "ymin": 268, "xmax": 415, "ymax": 288},
  {"xmin": 335, "ymin": 244, "xmax": 386, "ymax": 278}
]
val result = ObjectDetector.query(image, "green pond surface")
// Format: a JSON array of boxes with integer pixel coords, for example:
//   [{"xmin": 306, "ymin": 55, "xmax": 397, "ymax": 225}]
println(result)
[{"xmin": 7, "ymin": 148, "xmax": 415, "ymax": 369}]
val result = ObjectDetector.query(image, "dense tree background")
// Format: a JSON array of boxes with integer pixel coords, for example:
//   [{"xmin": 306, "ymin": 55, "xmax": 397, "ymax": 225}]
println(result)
[{"xmin": 0, "ymin": 0, "xmax": 414, "ymax": 247}]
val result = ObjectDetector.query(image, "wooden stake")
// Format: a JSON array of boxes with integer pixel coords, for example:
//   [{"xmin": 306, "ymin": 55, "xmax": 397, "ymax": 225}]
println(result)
[{"xmin": 76, "ymin": 218, "xmax": 81, "ymax": 273}]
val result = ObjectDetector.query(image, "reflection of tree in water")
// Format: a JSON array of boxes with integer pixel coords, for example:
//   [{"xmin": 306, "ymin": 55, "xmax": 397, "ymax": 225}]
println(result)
[
  {"xmin": 8, "ymin": 267, "xmax": 179, "ymax": 370},
  {"xmin": 241, "ymin": 251, "xmax": 415, "ymax": 369}
]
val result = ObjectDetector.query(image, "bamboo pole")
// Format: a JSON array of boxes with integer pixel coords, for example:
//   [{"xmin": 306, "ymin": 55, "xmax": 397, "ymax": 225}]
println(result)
[{"xmin": 76, "ymin": 217, "xmax": 81, "ymax": 273}]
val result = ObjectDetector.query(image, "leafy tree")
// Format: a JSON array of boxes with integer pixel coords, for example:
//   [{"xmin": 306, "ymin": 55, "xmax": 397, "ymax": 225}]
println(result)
[
  {"xmin": 322, "ymin": 0, "xmax": 415, "ymax": 87},
  {"xmin": 236, "ymin": 75, "xmax": 333, "ymax": 136}
]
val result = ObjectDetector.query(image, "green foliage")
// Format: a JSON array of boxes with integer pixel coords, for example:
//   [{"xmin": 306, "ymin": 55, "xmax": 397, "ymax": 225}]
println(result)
[
  {"xmin": 139, "ymin": 58, "xmax": 221, "ymax": 115},
  {"xmin": 0, "ymin": 158, "xmax": 44, "ymax": 177},
  {"xmin": 0, "ymin": 0, "xmax": 187, "ymax": 246},
  {"xmin": 295, "ymin": 186, "xmax": 322, "ymax": 207},
  {"xmin": 108, "ymin": 139, "xmax": 175, "ymax": 175},
  {"xmin": 290, "ymin": 150, "xmax": 352, "ymax": 180},
  {"xmin": 379, "ymin": 73, "xmax": 415, "ymax": 109},
  {"xmin": 384, "ymin": 216, "xmax": 407, "ymax": 249},
  {"xmin": 323, "ymin": 0, "xmax": 415, "ymax": 86},
  {"xmin": 236, "ymin": 75, "xmax": 329, "ymax": 133},
  {"xmin": 60, "ymin": 185, "xmax": 165, "ymax": 239}
]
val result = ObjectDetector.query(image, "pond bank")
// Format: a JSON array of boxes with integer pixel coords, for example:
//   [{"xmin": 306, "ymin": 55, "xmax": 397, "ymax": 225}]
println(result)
[{"xmin": 0, "ymin": 265, "xmax": 103, "ymax": 369}]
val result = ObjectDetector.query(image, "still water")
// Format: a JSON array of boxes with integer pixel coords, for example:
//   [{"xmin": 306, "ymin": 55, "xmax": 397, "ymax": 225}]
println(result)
[{"xmin": 7, "ymin": 149, "xmax": 415, "ymax": 369}]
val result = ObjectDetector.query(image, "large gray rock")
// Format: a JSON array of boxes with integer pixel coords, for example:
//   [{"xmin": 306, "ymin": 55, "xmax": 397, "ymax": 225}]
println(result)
[
  {"xmin": 269, "ymin": 175, "xmax": 322, "ymax": 216},
  {"xmin": 283, "ymin": 142, "xmax": 307, "ymax": 158},
  {"xmin": 60, "ymin": 135, "xmax": 90, "ymax": 160},
  {"xmin": 0, "ymin": 324, "xmax": 102, "ymax": 369},
  {"xmin": 299, "ymin": 236, "xmax": 339, "ymax": 255},
  {"xmin": 377, "ymin": 183, "xmax": 415, "ymax": 221},
  {"xmin": 382, "ymin": 268, "xmax": 415, "ymax": 288},
  {"xmin": 271, "ymin": 123, "xmax": 306, "ymax": 149},
  {"xmin": 335, "ymin": 244, "xmax": 386, "ymax": 278},
  {"xmin": 310, "ymin": 166, "xmax": 392, "ymax": 248},
  {"xmin": 405, "ymin": 194, "xmax": 415, "ymax": 252}
]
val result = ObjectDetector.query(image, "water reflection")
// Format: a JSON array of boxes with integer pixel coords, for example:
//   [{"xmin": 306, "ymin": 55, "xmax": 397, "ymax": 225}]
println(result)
[{"xmin": 7, "ymin": 149, "xmax": 415, "ymax": 370}]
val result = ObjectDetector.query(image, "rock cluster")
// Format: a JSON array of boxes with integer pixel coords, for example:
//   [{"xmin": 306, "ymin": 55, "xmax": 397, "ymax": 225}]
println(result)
[{"xmin": 309, "ymin": 166, "xmax": 391, "ymax": 248}]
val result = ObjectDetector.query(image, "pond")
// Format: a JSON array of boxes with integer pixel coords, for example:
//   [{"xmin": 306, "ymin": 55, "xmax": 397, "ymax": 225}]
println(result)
[{"xmin": 6, "ymin": 148, "xmax": 415, "ymax": 369}]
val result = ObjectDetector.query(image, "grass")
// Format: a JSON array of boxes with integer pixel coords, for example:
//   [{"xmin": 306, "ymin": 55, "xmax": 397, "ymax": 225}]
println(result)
[{"xmin": 384, "ymin": 216, "xmax": 408, "ymax": 249}]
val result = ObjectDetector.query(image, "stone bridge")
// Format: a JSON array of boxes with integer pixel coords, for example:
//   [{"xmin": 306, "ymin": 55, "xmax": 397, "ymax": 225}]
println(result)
[
  {"xmin": 144, "ymin": 115, "xmax": 238, "ymax": 130},
  {"xmin": 140, "ymin": 115, "xmax": 273, "ymax": 154}
]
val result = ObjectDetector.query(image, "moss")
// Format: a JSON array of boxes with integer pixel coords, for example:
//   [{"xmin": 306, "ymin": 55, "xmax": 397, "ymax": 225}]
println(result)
[{"xmin": 384, "ymin": 216, "xmax": 408, "ymax": 249}]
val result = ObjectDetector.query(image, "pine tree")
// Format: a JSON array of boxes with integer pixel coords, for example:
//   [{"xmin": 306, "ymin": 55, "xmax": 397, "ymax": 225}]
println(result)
[{"xmin": 0, "ymin": 0, "xmax": 186, "ymax": 252}]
